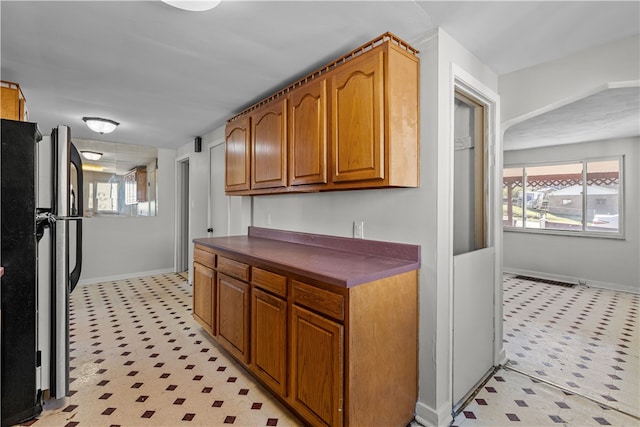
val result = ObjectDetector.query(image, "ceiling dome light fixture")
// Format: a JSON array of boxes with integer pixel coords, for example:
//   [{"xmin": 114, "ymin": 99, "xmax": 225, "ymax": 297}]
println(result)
[
  {"xmin": 161, "ymin": 0, "xmax": 221, "ymax": 12},
  {"xmin": 82, "ymin": 117, "xmax": 119, "ymax": 134},
  {"xmin": 80, "ymin": 150, "xmax": 103, "ymax": 161}
]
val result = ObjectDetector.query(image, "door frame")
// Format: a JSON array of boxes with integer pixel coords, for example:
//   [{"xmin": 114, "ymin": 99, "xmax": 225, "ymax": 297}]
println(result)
[
  {"xmin": 175, "ymin": 155, "xmax": 190, "ymax": 277},
  {"xmin": 448, "ymin": 64, "xmax": 505, "ymax": 410}
]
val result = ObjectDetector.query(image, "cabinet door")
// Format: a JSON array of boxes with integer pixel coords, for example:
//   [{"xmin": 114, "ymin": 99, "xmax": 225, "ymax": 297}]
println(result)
[
  {"xmin": 193, "ymin": 262, "xmax": 215, "ymax": 336},
  {"xmin": 225, "ymin": 116, "xmax": 251, "ymax": 192},
  {"xmin": 288, "ymin": 79, "xmax": 327, "ymax": 186},
  {"xmin": 330, "ymin": 50, "xmax": 384, "ymax": 183},
  {"xmin": 1, "ymin": 85, "xmax": 25, "ymax": 121},
  {"xmin": 136, "ymin": 169, "xmax": 147, "ymax": 202},
  {"xmin": 290, "ymin": 305, "xmax": 344, "ymax": 427},
  {"xmin": 251, "ymin": 98, "xmax": 287, "ymax": 189},
  {"xmin": 217, "ymin": 273, "xmax": 250, "ymax": 363},
  {"xmin": 251, "ymin": 288, "xmax": 287, "ymax": 396}
]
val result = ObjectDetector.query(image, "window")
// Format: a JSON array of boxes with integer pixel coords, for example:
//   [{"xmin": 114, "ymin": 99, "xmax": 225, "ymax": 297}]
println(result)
[
  {"xmin": 95, "ymin": 182, "xmax": 119, "ymax": 213},
  {"xmin": 503, "ymin": 157, "xmax": 623, "ymax": 236}
]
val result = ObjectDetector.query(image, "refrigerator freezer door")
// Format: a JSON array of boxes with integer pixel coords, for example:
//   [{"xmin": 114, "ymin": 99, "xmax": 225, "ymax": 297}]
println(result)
[{"xmin": 37, "ymin": 126, "xmax": 83, "ymax": 400}]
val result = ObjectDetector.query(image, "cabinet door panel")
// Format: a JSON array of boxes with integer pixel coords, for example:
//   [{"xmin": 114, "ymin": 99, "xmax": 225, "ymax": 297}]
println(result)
[
  {"xmin": 252, "ymin": 98, "xmax": 287, "ymax": 189},
  {"xmin": 225, "ymin": 117, "xmax": 251, "ymax": 192},
  {"xmin": 289, "ymin": 79, "xmax": 327, "ymax": 186},
  {"xmin": 217, "ymin": 273, "xmax": 250, "ymax": 363},
  {"xmin": 331, "ymin": 50, "xmax": 384, "ymax": 183},
  {"xmin": 193, "ymin": 262, "xmax": 215, "ymax": 336},
  {"xmin": 251, "ymin": 288, "xmax": 287, "ymax": 396},
  {"xmin": 290, "ymin": 305, "xmax": 343, "ymax": 427}
]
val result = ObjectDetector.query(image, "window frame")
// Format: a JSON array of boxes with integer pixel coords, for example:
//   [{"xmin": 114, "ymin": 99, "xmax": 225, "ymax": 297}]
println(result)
[{"xmin": 503, "ymin": 155, "xmax": 624, "ymax": 239}]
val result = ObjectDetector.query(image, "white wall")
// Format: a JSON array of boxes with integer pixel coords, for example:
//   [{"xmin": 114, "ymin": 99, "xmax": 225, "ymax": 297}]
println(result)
[
  {"xmin": 500, "ymin": 35, "xmax": 640, "ymax": 294},
  {"xmin": 501, "ymin": 35, "xmax": 639, "ymax": 125},
  {"xmin": 178, "ymin": 28, "xmax": 499, "ymax": 427},
  {"xmin": 503, "ymin": 137, "xmax": 639, "ymax": 293},
  {"xmin": 79, "ymin": 148, "xmax": 176, "ymax": 284}
]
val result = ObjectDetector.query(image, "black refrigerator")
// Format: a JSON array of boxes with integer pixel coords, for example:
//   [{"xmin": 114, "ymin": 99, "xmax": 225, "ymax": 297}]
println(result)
[{"xmin": 1, "ymin": 119, "xmax": 83, "ymax": 427}]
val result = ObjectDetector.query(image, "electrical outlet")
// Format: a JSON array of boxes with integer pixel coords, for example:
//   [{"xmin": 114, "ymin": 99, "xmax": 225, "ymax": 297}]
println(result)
[
  {"xmin": 266, "ymin": 212, "xmax": 272, "ymax": 226},
  {"xmin": 353, "ymin": 221, "xmax": 364, "ymax": 239},
  {"xmin": 578, "ymin": 279, "xmax": 587, "ymax": 285}
]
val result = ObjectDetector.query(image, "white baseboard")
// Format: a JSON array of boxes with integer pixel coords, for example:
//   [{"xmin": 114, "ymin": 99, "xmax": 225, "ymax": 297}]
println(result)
[
  {"xmin": 496, "ymin": 347, "xmax": 508, "ymax": 366},
  {"xmin": 414, "ymin": 400, "xmax": 452, "ymax": 427},
  {"xmin": 77, "ymin": 268, "xmax": 177, "ymax": 286},
  {"xmin": 503, "ymin": 267, "xmax": 639, "ymax": 295}
]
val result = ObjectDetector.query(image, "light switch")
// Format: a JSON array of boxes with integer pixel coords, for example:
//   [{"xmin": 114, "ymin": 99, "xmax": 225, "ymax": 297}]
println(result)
[{"xmin": 353, "ymin": 221, "xmax": 364, "ymax": 239}]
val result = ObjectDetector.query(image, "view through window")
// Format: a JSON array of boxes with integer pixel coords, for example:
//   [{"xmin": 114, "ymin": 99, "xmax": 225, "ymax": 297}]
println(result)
[{"xmin": 503, "ymin": 157, "xmax": 622, "ymax": 235}]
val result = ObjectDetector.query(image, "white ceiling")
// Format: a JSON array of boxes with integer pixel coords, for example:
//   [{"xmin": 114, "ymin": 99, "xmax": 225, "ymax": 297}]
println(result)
[
  {"xmin": 505, "ymin": 85, "xmax": 640, "ymax": 151},
  {"xmin": 1, "ymin": 1, "xmax": 639, "ymax": 151}
]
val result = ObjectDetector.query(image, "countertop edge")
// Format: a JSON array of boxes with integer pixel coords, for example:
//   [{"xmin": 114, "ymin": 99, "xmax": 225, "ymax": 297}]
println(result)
[{"xmin": 193, "ymin": 232, "xmax": 421, "ymax": 288}]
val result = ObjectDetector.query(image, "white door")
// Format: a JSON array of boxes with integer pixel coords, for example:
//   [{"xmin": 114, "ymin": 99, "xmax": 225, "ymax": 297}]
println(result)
[
  {"xmin": 453, "ymin": 248, "xmax": 495, "ymax": 405},
  {"xmin": 209, "ymin": 143, "xmax": 228, "ymax": 237},
  {"xmin": 452, "ymin": 91, "xmax": 495, "ymax": 411}
]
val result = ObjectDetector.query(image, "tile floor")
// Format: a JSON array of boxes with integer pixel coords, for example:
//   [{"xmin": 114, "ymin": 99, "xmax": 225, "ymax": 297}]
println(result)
[
  {"xmin": 20, "ymin": 273, "xmax": 640, "ymax": 427},
  {"xmin": 25, "ymin": 273, "xmax": 302, "ymax": 427},
  {"xmin": 502, "ymin": 274, "xmax": 639, "ymax": 416},
  {"xmin": 451, "ymin": 274, "xmax": 639, "ymax": 427}
]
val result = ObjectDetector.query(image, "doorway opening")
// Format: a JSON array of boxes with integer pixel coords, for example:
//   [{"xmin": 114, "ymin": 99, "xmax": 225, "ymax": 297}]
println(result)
[
  {"xmin": 176, "ymin": 157, "xmax": 190, "ymax": 279},
  {"xmin": 453, "ymin": 90, "xmax": 487, "ymax": 256}
]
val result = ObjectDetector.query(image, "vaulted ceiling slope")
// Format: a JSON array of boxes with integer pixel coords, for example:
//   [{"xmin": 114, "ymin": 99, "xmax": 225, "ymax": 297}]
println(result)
[{"xmin": 1, "ymin": 1, "xmax": 638, "ymax": 150}]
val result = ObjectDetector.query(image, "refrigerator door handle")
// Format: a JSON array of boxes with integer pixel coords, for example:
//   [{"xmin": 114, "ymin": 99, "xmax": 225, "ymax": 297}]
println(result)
[
  {"xmin": 68, "ymin": 143, "xmax": 83, "ymax": 293},
  {"xmin": 69, "ymin": 143, "xmax": 84, "ymax": 216},
  {"xmin": 69, "ymin": 219, "xmax": 82, "ymax": 293}
]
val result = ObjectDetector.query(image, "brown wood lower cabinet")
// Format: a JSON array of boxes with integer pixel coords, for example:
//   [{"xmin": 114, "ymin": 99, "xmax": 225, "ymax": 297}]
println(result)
[
  {"xmin": 192, "ymin": 242, "xmax": 418, "ymax": 427},
  {"xmin": 216, "ymin": 273, "xmax": 250, "ymax": 364},
  {"xmin": 192, "ymin": 261, "xmax": 215, "ymax": 336},
  {"xmin": 251, "ymin": 287, "xmax": 287, "ymax": 396},
  {"xmin": 290, "ymin": 305, "xmax": 344, "ymax": 427}
]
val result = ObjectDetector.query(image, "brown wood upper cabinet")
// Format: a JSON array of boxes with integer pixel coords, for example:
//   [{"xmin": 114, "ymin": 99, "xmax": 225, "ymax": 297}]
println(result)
[
  {"xmin": 288, "ymin": 78, "xmax": 328, "ymax": 186},
  {"xmin": 329, "ymin": 40, "xmax": 419, "ymax": 189},
  {"xmin": 1, "ymin": 81, "xmax": 27, "ymax": 121},
  {"xmin": 330, "ymin": 49, "xmax": 384, "ymax": 184},
  {"xmin": 251, "ymin": 98, "xmax": 287, "ymax": 189},
  {"xmin": 225, "ymin": 33, "xmax": 419, "ymax": 195},
  {"xmin": 225, "ymin": 115, "xmax": 251, "ymax": 192}
]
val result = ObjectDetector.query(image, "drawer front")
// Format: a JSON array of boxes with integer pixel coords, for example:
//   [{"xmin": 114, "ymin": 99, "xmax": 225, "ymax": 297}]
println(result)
[
  {"xmin": 194, "ymin": 246, "xmax": 216, "ymax": 269},
  {"xmin": 252, "ymin": 267, "xmax": 287, "ymax": 297},
  {"xmin": 217, "ymin": 256, "xmax": 250, "ymax": 281},
  {"xmin": 292, "ymin": 280, "xmax": 344, "ymax": 322}
]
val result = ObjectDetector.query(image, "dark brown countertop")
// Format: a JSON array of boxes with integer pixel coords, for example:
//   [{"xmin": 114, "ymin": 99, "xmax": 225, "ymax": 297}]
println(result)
[{"xmin": 194, "ymin": 227, "xmax": 421, "ymax": 288}]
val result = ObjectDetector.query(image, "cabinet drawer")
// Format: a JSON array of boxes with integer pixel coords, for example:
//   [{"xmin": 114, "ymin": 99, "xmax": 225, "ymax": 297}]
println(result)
[
  {"xmin": 252, "ymin": 267, "xmax": 287, "ymax": 297},
  {"xmin": 292, "ymin": 281, "xmax": 344, "ymax": 322},
  {"xmin": 194, "ymin": 246, "xmax": 216, "ymax": 269},
  {"xmin": 217, "ymin": 256, "xmax": 250, "ymax": 281}
]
